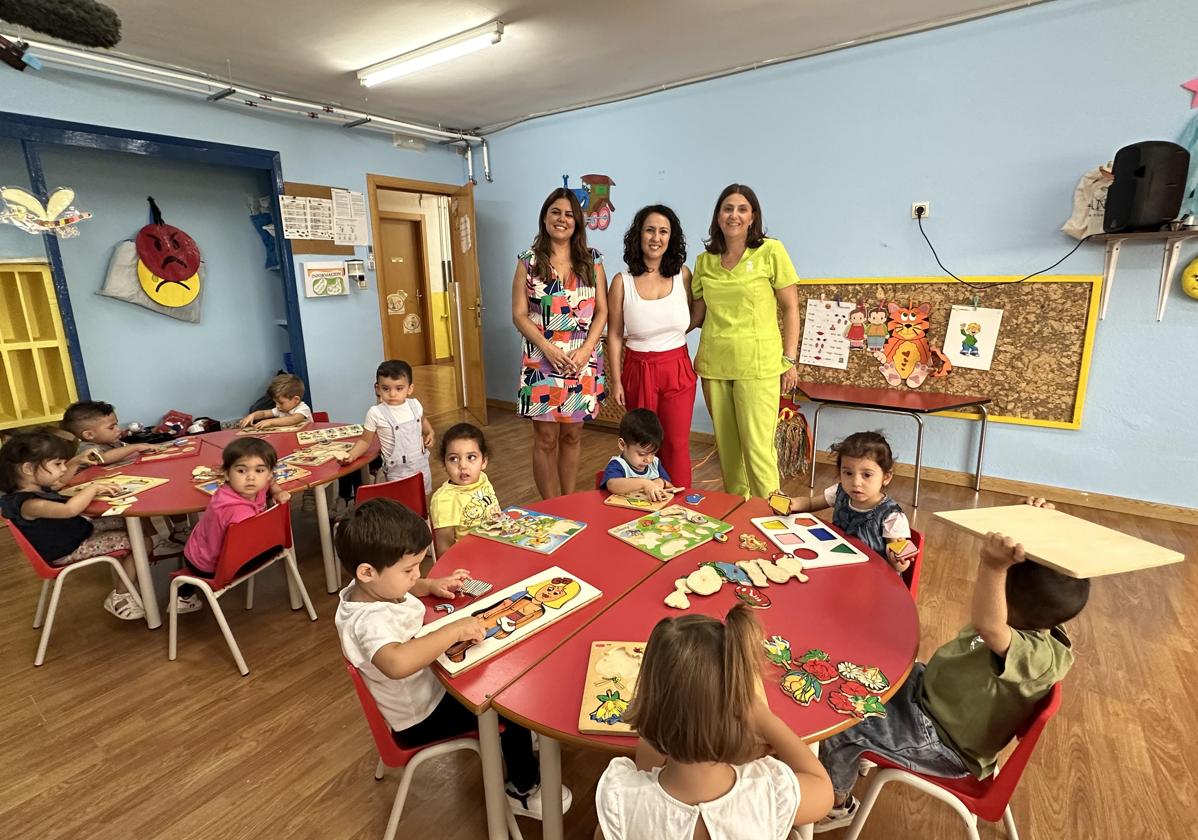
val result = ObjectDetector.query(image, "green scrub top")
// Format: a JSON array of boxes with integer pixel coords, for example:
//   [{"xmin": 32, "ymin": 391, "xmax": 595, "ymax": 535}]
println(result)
[{"xmin": 691, "ymin": 238, "xmax": 800, "ymax": 380}]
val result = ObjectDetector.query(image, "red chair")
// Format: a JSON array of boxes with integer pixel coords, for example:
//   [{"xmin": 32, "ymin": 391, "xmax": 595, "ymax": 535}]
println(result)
[
  {"xmin": 845, "ymin": 683, "xmax": 1063, "ymax": 840},
  {"xmin": 312, "ymin": 411, "xmax": 330, "ymax": 423},
  {"xmin": 3, "ymin": 518, "xmax": 143, "ymax": 666},
  {"xmin": 344, "ymin": 660, "xmax": 521, "ymax": 840},
  {"xmin": 594, "ymin": 470, "xmax": 605, "ymax": 490},
  {"xmin": 901, "ymin": 529, "xmax": 925, "ymax": 598},
  {"xmin": 356, "ymin": 473, "xmax": 429, "ymax": 520},
  {"xmin": 168, "ymin": 502, "xmax": 316, "ymax": 675}
]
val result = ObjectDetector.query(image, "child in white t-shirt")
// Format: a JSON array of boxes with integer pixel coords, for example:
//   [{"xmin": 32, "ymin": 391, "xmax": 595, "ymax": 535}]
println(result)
[
  {"xmin": 338, "ymin": 360, "xmax": 433, "ymax": 494},
  {"xmin": 334, "ymin": 498, "xmax": 570, "ymax": 819},
  {"xmin": 429, "ymin": 423, "xmax": 501, "ymax": 557},
  {"xmin": 595, "ymin": 605, "xmax": 832, "ymax": 839},
  {"xmin": 785, "ymin": 431, "xmax": 913, "ymax": 573},
  {"xmin": 240, "ymin": 373, "xmax": 314, "ymax": 429}
]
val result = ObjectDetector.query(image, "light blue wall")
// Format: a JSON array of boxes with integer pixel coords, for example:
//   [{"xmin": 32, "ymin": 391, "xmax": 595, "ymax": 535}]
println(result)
[
  {"xmin": 0, "ymin": 139, "xmax": 35, "ymax": 257},
  {"xmin": 473, "ymin": 0, "xmax": 1197, "ymax": 508},
  {"xmin": 0, "ymin": 70, "xmax": 464, "ymax": 423}
]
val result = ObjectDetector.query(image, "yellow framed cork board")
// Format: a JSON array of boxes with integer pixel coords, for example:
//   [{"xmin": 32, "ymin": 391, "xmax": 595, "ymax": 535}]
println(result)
[{"xmin": 795, "ymin": 276, "xmax": 1101, "ymax": 429}]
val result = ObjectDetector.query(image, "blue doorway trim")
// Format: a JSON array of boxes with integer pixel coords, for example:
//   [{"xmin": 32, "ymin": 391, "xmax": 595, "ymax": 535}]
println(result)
[{"xmin": 0, "ymin": 111, "xmax": 311, "ymax": 403}]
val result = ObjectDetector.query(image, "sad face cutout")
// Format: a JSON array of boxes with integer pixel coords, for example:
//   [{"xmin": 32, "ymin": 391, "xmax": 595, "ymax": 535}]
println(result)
[{"xmin": 135, "ymin": 197, "xmax": 201, "ymax": 307}]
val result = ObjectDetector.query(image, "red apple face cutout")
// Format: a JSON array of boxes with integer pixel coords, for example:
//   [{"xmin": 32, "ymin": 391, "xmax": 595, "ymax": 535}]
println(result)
[{"xmin": 135, "ymin": 196, "xmax": 201, "ymax": 307}]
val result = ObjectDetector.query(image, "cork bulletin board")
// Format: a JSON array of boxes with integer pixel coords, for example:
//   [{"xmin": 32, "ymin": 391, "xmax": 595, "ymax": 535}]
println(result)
[
  {"xmin": 794, "ymin": 276, "xmax": 1101, "ymax": 429},
  {"xmin": 282, "ymin": 181, "xmax": 355, "ymax": 256}
]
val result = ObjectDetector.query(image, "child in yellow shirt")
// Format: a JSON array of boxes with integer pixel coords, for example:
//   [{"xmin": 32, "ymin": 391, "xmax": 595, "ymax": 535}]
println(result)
[{"xmin": 429, "ymin": 423, "xmax": 501, "ymax": 557}]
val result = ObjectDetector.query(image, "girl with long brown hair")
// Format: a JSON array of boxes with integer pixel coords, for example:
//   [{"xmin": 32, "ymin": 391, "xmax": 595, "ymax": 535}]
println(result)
[
  {"xmin": 594, "ymin": 605, "xmax": 832, "ymax": 839},
  {"xmin": 512, "ymin": 188, "xmax": 608, "ymax": 498}
]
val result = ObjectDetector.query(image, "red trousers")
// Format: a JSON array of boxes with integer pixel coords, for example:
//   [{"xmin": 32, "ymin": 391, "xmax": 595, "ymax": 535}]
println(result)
[{"xmin": 622, "ymin": 345, "xmax": 697, "ymax": 488}]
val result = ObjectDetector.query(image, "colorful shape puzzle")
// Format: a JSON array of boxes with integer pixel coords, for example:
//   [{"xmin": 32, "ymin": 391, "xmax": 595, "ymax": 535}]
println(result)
[{"xmin": 750, "ymin": 515, "xmax": 868, "ymax": 568}]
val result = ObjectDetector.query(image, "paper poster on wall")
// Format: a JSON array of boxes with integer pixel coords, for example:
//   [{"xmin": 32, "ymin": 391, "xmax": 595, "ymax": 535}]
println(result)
[
  {"xmin": 279, "ymin": 195, "xmax": 311, "ymax": 239},
  {"xmin": 947, "ymin": 305, "xmax": 1004, "ymax": 371},
  {"xmin": 387, "ymin": 291, "xmax": 408, "ymax": 314},
  {"xmin": 799, "ymin": 299, "xmax": 853, "ymax": 370},
  {"xmin": 403, "ymin": 313, "xmax": 422, "ymax": 333},
  {"xmin": 331, "ymin": 188, "xmax": 369, "ymax": 246},
  {"xmin": 307, "ymin": 197, "xmax": 334, "ymax": 240},
  {"xmin": 303, "ymin": 261, "xmax": 349, "ymax": 297}
]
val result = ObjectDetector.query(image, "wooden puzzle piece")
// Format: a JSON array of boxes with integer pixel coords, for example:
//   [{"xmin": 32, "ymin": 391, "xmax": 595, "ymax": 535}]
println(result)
[
  {"xmin": 737, "ymin": 559, "xmax": 770, "ymax": 587},
  {"xmin": 754, "ymin": 558, "xmax": 794, "ymax": 584},
  {"xmin": 767, "ymin": 491, "xmax": 793, "ymax": 516},
  {"xmin": 837, "ymin": 661, "xmax": 890, "ymax": 693},
  {"xmin": 734, "ymin": 583, "xmax": 771, "ymax": 609},
  {"xmin": 774, "ymin": 555, "xmax": 810, "ymax": 583},
  {"xmin": 763, "ymin": 635, "xmax": 793, "ymax": 668},
  {"xmin": 664, "ymin": 578, "xmax": 692, "ymax": 609},
  {"xmin": 827, "ymin": 682, "xmax": 888, "ymax": 719},
  {"xmin": 739, "ymin": 533, "xmax": 768, "ymax": 552},
  {"xmin": 685, "ymin": 565, "xmax": 722, "ymax": 595}
]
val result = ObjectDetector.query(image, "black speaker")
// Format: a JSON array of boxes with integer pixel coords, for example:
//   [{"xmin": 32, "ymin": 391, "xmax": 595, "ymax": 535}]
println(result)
[{"xmin": 1103, "ymin": 141, "xmax": 1190, "ymax": 232}]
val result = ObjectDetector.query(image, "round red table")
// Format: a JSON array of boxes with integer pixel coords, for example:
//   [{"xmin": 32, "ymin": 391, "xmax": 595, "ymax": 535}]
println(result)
[
  {"xmin": 66, "ymin": 423, "xmax": 377, "ymax": 627},
  {"xmin": 490, "ymin": 496, "xmax": 920, "ymax": 840},
  {"xmin": 421, "ymin": 488, "xmax": 746, "ymax": 840}
]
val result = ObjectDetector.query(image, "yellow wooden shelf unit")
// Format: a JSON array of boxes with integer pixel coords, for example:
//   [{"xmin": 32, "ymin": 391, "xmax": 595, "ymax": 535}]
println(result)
[{"xmin": 0, "ymin": 263, "xmax": 79, "ymax": 430}]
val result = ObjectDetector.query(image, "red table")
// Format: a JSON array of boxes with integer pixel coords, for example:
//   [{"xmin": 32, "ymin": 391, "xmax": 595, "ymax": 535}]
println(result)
[
  {"xmin": 67, "ymin": 423, "xmax": 377, "ymax": 626},
  {"xmin": 796, "ymin": 380, "xmax": 991, "ymax": 507},
  {"xmin": 491, "ymin": 497, "xmax": 919, "ymax": 839},
  {"xmin": 424, "ymin": 488, "xmax": 745, "ymax": 840}
]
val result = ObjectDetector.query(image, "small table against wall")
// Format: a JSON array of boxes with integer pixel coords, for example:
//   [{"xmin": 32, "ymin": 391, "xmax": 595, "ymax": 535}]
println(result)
[{"xmin": 795, "ymin": 380, "xmax": 991, "ymax": 507}]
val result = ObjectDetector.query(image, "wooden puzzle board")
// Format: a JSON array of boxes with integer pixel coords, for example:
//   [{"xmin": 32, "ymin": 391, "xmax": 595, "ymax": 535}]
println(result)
[
  {"xmin": 603, "ymin": 491, "xmax": 676, "ymax": 512},
  {"xmin": 470, "ymin": 507, "xmax": 587, "ymax": 555},
  {"xmin": 296, "ymin": 424, "xmax": 364, "ymax": 444},
  {"xmin": 283, "ymin": 441, "xmax": 354, "ymax": 466},
  {"xmin": 751, "ymin": 514, "xmax": 869, "ymax": 569},
  {"xmin": 609, "ymin": 505, "xmax": 732, "ymax": 561},
  {"xmin": 934, "ymin": 505, "xmax": 1184, "ymax": 578},
  {"xmin": 417, "ymin": 566, "xmax": 602, "ymax": 675},
  {"xmin": 578, "ymin": 641, "xmax": 644, "ymax": 735},
  {"xmin": 63, "ymin": 474, "xmax": 169, "ymax": 500},
  {"xmin": 236, "ymin": 424, "xmax": 306, "ymax": 435}
]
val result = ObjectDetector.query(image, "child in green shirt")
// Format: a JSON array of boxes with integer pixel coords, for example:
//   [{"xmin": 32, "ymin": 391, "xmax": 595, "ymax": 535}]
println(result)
[{"xmin": 814, "ymin": 499, "xmax": 1090, "ymax": 832}]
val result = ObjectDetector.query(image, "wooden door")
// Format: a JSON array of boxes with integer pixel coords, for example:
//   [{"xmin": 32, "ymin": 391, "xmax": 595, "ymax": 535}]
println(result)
[
  {"xmin": 378, "ymin": 217, "xmax": 430, "ymax": 366},
  {"xmin": 449, "ymin": 183, "xmax": 487, "ymax": 424}
]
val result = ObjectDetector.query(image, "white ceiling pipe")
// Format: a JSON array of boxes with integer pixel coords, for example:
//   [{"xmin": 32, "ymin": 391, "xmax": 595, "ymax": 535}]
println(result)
[{"xmin": 6, "ymin": 32, "xmax": 476, "ymax": 143}]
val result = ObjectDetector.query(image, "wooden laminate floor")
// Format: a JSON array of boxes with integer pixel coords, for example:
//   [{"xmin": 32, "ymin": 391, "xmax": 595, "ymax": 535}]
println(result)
[
  {"xmin": 0, "ymin": 409, "xmax": 1191, "ymax": 839},
  {"xmin": 413, "ymin": 362, "xmax": 461, "ymax": 420}
]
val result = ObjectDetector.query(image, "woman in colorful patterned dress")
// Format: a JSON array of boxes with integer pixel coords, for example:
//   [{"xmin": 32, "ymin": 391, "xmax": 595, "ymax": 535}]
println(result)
[{"xmin": 511, "ymin": 188, "xmax": 608, "ymax": 499}]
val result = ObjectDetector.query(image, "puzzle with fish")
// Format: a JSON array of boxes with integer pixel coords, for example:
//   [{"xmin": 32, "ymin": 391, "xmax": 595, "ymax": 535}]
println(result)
[
  {"xmin": 608, "ymin": 505, "xmax": 732, "ymax": 561},
  {"xmin": 750, "ymin": 514, "xmax": 869, "ymax": 569}
]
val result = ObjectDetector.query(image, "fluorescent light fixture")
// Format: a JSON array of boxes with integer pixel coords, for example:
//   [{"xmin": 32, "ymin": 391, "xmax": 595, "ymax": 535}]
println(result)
[{"xmin": 358, "ymin": 20, "xmax": 503, "ymax": 87}]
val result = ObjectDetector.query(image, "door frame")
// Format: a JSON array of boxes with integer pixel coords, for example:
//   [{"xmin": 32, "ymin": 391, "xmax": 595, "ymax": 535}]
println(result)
[
  {"xmin": 376, "ymin": 211, "xmax": 435, "ymax": 364},
  {"xmin": 366, "ymin": 174, "xmax": 470, "ymax": 413}
]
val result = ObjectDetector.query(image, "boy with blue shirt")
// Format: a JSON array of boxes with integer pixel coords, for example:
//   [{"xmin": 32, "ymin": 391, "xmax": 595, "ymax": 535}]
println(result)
[{"xmin": 601, "ymin": 409, "xmax": 679, "ymax": 501}]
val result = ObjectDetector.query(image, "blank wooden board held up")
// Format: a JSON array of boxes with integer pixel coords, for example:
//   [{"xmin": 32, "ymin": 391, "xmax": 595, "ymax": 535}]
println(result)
[{"xmin": 934, "ymin": 505, "xmax": 1183, "ymax": 578}]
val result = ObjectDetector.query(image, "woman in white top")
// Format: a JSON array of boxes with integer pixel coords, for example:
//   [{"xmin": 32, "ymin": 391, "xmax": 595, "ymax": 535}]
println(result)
[
  {"xmin": 607, "ymin": 205, "xmax": 699, "ymax": 487},
  {"xmin": 594, "ymin": 605, "xmax": 833, "ymax": 840}
]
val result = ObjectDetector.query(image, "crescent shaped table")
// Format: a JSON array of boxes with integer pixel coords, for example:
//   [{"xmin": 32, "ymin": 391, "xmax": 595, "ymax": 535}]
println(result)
[
  {"xmin": 422, "ymin": 489, "xmax": 745, "ymax": 840},
  {"xmin": 489, "ymin": 497, "xmax": 920, "ymax": 840}
]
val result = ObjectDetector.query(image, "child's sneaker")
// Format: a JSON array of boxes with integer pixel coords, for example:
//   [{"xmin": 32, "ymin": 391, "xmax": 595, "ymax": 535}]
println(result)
[
  {"xmin": 103, "ymin": 590, "xmax": 145, "ymax": 621},
  {"xmin": 174, "ymin": 593, "xmax": 204, "ymax": 614},
  {"xmin": 505, "ymin": 782, "xmax": 573, "ymax": 820},
  {"xmin": 151, "ymin": 534, "xmax": 185, "ymax": 560},
  {"xmin": 813, "ymin": 794, "xmax": 859, "ymax": 833}
]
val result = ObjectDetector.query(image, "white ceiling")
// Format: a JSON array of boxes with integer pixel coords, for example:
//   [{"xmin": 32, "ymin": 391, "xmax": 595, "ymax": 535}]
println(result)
[{"xmin": 22, "ymin": 0, "xmax": 1048, "ymax": 131}]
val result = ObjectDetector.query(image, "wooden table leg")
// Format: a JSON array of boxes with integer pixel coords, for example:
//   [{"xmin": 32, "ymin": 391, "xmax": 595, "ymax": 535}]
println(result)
[
  {"xmin": 311, "ymin": 480, "xmax": 339, "ymax": 593},
  {"xmin": 539, "ymin": 735, "xmax": 564, "ymax": 840},
  {"xmin": 478, "ymin": 709, "xmax": 510, "ymax": 840},
  {"xmin": 125, "ymin": 516, "xmax": 161, "ymax": 629}
]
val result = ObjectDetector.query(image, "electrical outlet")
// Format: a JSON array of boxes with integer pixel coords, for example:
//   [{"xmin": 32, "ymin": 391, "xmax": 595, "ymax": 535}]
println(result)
[{"xmin": 911, "ymin": 201, "xmax": 931, "ymax": 219}]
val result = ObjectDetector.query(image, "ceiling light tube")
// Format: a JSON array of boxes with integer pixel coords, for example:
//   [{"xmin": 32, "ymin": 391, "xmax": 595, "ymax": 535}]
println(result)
[{"xmin": 357, "ymin": 20, "xmax": 503, "ymax": 87}]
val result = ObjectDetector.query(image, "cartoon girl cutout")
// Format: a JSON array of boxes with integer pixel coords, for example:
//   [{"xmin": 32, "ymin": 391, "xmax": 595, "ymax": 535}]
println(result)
[
  {"xmin": 445, "ymin": 576, "xmax": 582, "ymax": 662},
  {"xmin": 845, "ymin": 304, "xmax": 867, "ymax": 350}
]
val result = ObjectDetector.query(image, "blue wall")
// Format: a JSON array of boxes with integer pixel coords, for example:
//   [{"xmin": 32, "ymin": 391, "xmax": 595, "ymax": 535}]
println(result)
[
  {"xmin": 0, "ymin": 70, "xmax": 464, "ymax": 423},
  {"xmin": 473, "ymin": 0, "xmax": 1197, "ymax": 508}
]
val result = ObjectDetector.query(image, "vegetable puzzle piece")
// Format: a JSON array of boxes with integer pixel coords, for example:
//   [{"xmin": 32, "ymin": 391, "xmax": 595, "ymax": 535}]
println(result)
[{"xmin": 734, "ymin": 584, "xmax": 771, "ymax": 609}]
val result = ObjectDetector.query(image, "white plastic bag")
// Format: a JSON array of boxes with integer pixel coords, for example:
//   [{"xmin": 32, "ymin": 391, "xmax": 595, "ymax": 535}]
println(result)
[{"xmin": 1061, "ymin": 164, "xmax": 1113, "ymax": 240}]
